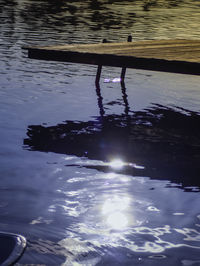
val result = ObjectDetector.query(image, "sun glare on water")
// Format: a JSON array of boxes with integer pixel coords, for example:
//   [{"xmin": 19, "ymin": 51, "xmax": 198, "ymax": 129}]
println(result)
[
  {"xmin": 106, "ymin": 212, "xmax": 128, "ymax": 229},
  {"xmin": 108, "ymin": 158, "xmax": 145, "ymax": 171},
  {"xmin": 109, "ymin": 159, "xmax": 125, "ymax": 170},
  {"xmin": 102, "ymin": 196, "xmax": 130, "ymax": 230}
]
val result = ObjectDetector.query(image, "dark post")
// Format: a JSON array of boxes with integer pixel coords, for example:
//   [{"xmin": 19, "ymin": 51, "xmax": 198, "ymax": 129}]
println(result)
[
  {"xmin": 121, "ymin": 80, "xmax": 130, "ymax": 115},
  {"xmin": 95, "ymin": 82, "xmax": 105, "ymax": 117},
  {"xmin": 95, "ymin": 38, "xmax": 107, "ymax": 85},
  {"xmin": 120, "ymin": 35, "xmax": 132, "ymax": 81}
]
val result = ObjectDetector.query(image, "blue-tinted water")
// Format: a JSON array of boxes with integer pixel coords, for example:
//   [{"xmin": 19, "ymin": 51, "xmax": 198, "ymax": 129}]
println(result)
[{"xmin": 0, "ymin": 0, "xmax": 200, "ymax": 265}]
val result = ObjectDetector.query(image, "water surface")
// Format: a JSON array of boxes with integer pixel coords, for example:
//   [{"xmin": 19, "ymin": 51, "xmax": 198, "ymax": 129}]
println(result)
[{"xmin": 0, "ymin": 0, "xmax": 200, "ymax": 265}]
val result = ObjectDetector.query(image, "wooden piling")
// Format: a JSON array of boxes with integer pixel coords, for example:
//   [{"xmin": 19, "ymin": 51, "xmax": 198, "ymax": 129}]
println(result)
[
  {"xmin": 120, "ymin": 35, "xmax": 132, "ymax": 82},
  {"xmin": 95, "ymin": 38, "xmax": 107, "ymax": 85}
]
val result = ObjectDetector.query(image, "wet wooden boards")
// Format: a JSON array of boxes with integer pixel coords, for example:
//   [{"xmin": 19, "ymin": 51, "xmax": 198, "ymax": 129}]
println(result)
[{"xmin": 24, "ymin": 39, "xmax": 200, "ymax": 75}]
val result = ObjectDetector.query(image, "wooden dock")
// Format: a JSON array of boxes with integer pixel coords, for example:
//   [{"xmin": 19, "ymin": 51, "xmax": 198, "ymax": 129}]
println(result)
[{"xmin": 24, "ymin": 39, "xmax": 200, "ymax": 76}]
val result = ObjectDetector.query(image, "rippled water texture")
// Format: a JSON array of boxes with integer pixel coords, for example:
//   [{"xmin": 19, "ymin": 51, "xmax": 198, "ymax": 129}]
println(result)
[{"xmin": 0, "ymin": 0, "xmax": 200, "ymax": 265}]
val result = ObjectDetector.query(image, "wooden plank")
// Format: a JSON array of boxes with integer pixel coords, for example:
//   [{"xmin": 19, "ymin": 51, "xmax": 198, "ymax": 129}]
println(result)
[{"xmin": 23, "ymin": 39, "xmax": 200, "ymax": 75}]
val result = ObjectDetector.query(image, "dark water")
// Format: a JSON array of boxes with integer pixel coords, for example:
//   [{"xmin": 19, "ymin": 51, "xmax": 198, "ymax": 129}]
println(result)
[{"xmin": 0, "ymin": 0, "xmax": 200, "ymax": 265}]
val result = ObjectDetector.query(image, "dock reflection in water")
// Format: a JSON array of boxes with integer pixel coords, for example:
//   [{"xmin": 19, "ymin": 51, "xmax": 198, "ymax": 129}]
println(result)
[
  {"xmin": 24, "ymin": 94, "xmax": 200, "ymax": 189},
  {"xmin": 23, "ymin": 84, "xmax": 200, "ymax": 265}
]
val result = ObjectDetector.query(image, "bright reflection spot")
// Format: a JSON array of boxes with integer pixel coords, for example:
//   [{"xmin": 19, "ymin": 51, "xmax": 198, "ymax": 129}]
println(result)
[
  {"xmin": 106, "ymin": 158, "xmax": 145, "ymax": 171},
  {"xmin": 109, "ymin": 159, "xmax": 124, "ymax": 170},
  {"xmin": 103, "ymin": 77, "xmax": 121, "ymax": 83},
  {"xmin": 102, "ymin": 196, "xmax": 129, "ymax": 214},
  {"xmin": 104, "ymin": 78, "xmax": 111, "ymax": 83},
  {"xmin": 130, "ymin": 163, "xmax": 145, "ymax": 170},
  {"xmin": 147, "ymin": 206, "xmax": 160, "ymax": 212},
  {"xmin": 107, "ymin": 212, "xmax": 128, "ymax": 229},
  {"xmin": 102, "ymin": 196, "xmax": 130, "ymax": 230},
  {"xmin": 112, "ymin": 77, "xmax": 121, "ymax": 83}
]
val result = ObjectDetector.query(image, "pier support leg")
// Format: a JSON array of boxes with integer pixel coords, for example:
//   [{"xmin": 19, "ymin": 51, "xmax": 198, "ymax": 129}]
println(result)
[
  {"xmin": 95, "ymin": 39, "xmax": 107, "ymax": 85},
  {"xmin": 121, "ymin": 80, "xmax": 130, "ymax": 115},
  {"xmin": 120, "ymin": 35, "xmax": 132, "ymax": 82},
  {"xmin": 95, "ymin": 65, "xmax": 102, "ymax": 85},
  {"xmin": 95, "ymin": 82, "xmax": 105, "ymax": 117},
  {"xmin": 120, "ymin": 66, "xmax": 126, "ymax": 82}
]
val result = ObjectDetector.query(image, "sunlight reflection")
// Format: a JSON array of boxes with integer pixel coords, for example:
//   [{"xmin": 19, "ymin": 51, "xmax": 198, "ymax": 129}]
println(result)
[
  {"xmin": 107, "ymin": 158, "xmax": 145, "ymax": 171},
  {"xmin": 104, "ymin": 77, "xmax": 121, "ymax": 83},
  {"xmin": 102, "ymin": 195, "xmax": 130, "ymax": 230},
  {"xmin": 107, "ymin": 212, "xmax": 128, "ymax": 229},
  {"xmin": 109, "ymin": 159, "xmax": 124, "ymax": 170},
  {"xmin": 105, "ymin": 172, "xmax": 131, "ymax": 183},
  {"xmin": 63, "ymin": 156, "xmax": 145, "ymax": 172}
]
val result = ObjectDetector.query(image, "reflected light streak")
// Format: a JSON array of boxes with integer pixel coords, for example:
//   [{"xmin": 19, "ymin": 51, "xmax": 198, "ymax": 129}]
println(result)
[
  {"xmin": 107, "ymin": 158, "xmax": 145, "ymax": 170},
  {"xmin": 109, "ymin": 159, "xmax": 124, "ymax": 170}
]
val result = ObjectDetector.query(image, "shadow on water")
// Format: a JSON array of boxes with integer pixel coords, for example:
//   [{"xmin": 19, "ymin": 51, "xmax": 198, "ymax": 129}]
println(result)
[{"xmin": 24, "ymin": 82, "xmax": 200, "ymax": 189}]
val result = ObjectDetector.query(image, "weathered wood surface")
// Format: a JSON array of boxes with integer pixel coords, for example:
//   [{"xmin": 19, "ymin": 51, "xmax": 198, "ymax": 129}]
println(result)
[{"xmin": 24, "ymin": 39, "xmax": 200, "ymax": 75}]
